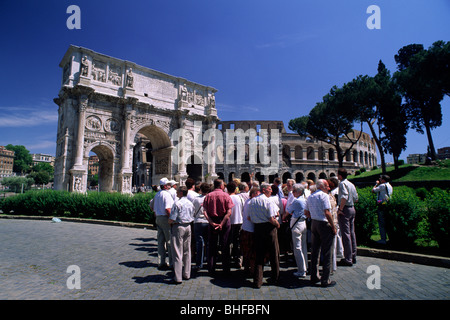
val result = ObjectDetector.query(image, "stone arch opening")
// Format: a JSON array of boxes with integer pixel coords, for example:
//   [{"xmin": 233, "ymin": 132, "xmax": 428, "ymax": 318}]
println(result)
[
  {"xmin": 133, "ymin": 125, "xmax": 172, "ymax": 186},
  {"xmin": 187, "ymin": 154, "xmax": 202, "ymax": 182},
  {"xmin": 86, "ymin": 144, "xmax": 115, "ymax": 192},
  {"xmin": 295, "ymin": 171, "xmax": 304, "ymax": 183},
  {"xmin": 282, "ymin": 171, "xmax": 292, "ymax": 183},
  {"xmin": 241, "ymin": 172, "xmax": 251, "ymax": 183},
  {"xmin": 307, "ymin": 172, "xmax": 316, "ymax": 182}
]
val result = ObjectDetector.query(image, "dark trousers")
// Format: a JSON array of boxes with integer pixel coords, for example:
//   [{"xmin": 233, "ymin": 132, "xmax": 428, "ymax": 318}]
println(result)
[
  {"xmin": 207, "ymin": 217, "xmax": 231, "ymax": 274},
  {"xmin": 230, "ymin": 223, "xmax": 242, "ymax": 262},
  {"xmin": 253, "ymin": 222, "xmax": 280, "ymax": 288},
  {"xmin": 338, "ymin": 206, "xmax": 357, "ymax": 263},
  {"xmin": 194, "ymin": 223, "xmax": 209, "ymax": 268},
  {"xmin": 310, "ymin": 220, "xmax": 335, "ymax": 285}
]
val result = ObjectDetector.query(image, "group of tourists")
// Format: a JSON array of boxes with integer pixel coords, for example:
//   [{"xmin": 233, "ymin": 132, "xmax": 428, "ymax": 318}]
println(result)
[{"xmin": 149, "ymin": 168, "xmax": 393, "ymax": 288}]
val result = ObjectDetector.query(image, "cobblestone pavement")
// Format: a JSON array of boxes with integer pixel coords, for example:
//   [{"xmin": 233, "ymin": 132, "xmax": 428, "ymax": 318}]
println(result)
[{"xmin": 1, "ymin": 219, "xmax": 449, "ymax": 301}]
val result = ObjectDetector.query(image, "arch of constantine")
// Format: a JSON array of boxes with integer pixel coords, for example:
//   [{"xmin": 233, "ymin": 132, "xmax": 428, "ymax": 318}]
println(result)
[
  {"xmin": 53, "ymin": 46, "xmax": 377, "ymax": 193},
  {"xmin": 54, "ymin": 45, "xmax": 218, "ymax": 193}
]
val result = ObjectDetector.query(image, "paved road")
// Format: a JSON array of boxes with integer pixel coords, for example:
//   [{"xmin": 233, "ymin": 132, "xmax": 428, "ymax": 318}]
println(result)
[{"xmin": 1, "ymin": 219, "xmax": 449, "ymax": 302}]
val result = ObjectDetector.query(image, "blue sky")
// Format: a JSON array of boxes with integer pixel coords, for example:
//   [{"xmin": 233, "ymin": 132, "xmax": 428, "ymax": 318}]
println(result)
[{"xmin": 0, "ymin": 0, "xmax": 449, "ymax": 163}]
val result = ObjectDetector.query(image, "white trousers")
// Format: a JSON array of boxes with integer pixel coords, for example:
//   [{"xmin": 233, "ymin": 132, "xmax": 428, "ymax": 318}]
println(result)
[
  {"xmin": 171, "ymin": 223, "xmax": 192, "ymax": 282},
  {"xmin": 291, "ymin": 220, "xmax": 308, "ymax": 275}
]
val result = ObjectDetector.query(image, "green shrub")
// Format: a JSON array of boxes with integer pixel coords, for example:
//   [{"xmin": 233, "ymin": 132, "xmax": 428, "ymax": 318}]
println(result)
[
  {"xmin": 383, "ymin": 186, "xmax": 423, "ymax": 247},
  {"xmin": 355, "ymin": 170, "xmax": 361, "ymax": 176},
  {"xmin": 415, "ymin": 187, "xmax": 429, "ymax": 200},
  {"xmin": 354, "ymin": 187, "xmax": 378, "ymax": 244},
  {"xmin": 360, "ymin": 167, "xmax": 366, "ymax": 173},
  {"xmin": 0, "ymin": 190, "xmax": 155, "ymax": 224},
  {"xmin": 425, "ymin": 189, "xmax": 450, "ymax": 253}
]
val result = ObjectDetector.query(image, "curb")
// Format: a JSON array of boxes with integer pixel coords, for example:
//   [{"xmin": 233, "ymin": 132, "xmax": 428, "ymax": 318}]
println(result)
[
  {"xmin": 0, "ymin": 214, "xmax": 155, "ymax": 230},
  {"xmin": 357, "ymin": 247, "xmax": 450, "ymax": 269},
  {"xmin": 2, "ymin": 214, "xmax": 449, "ymax": 269}
]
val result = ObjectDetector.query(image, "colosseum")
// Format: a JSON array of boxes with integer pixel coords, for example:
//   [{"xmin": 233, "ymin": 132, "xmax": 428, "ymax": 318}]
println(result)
[{"xmin": 215, "ymin": 120, "xmax": 377, "ymax": 184}]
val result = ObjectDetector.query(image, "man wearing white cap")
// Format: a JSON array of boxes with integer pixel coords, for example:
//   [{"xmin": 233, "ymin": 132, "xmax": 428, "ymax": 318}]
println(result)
[
  {"xmin": 168, "ymin": 180, "xmax": 178, "ymax": 201},
  {"xmin": 150, "ymin": 177, "xmax": 175, "ymax": 270}
]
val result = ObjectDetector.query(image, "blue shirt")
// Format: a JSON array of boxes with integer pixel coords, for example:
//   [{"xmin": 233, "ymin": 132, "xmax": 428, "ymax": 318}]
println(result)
[{"xmin": 287, "ymin": 196, "xmax": 307, "ymax": 220}]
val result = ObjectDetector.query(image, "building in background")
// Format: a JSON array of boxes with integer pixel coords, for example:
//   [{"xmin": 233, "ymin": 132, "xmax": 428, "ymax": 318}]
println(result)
[
  {"xmin": 31, "ymin": 153, "xmax": 55, "ymax": 167},
  {"xmin": 88, "ymin": 155, "xmax": 99, "ymax": 176},
  {"xmin": 407, "ymin": 153, "xmax": 427, "ymax": 165},
  {"xmin": 216, "ymin": 121, "xmax": 377, "ymax": 184},
  {"xmin": 0, "ymin": 146, "xmax": 15, "ymax": 178},
  {"xmin": 437, "ymin": 147, "xmax": 450, "ymax": 160}
]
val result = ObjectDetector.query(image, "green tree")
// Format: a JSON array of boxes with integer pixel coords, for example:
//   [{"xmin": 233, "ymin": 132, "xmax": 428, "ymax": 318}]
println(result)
[
  {"xmin": 394, "ymin": 41, "xmax": 450, "ymax": 160},
  {"xmin": 375, "ymin": 60, "xmax": 409, "ymax": 171},
  {"xmin": 1, "ymin": 176, "xmax": 34, "ymax": 193},
  {"xmin": 27, "ymin": 171, "xmax": 50, "ymax": 186},
  {"xmin": 342, "ymin": 75, "xmax": 389, "ymax": 173},
  {"xmin": 5, "ymin": 144, "xmax": 33, "ymax": 174},
  {"xmin": 31, "ymin": 162, "xmax": 54, "ymax": 176}
]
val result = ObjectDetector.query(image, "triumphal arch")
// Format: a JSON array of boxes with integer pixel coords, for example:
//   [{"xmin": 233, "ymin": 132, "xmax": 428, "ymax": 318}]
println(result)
[{"xmin": 53, "ymin": 45, "xmax": 219, "ymax": 193}]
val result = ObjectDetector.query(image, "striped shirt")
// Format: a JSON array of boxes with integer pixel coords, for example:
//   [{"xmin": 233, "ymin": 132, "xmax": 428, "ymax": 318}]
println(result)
[
  {"xmin": 248, "ymin": 194, "xmax": 278, "ymax": 224},
  {"xmin": 305, "ymin": 190, "xmax": 331, "ymax": 222},
  {"xmin": 169, "ymin": 197, "xmax": 194, "ymax": 224}
]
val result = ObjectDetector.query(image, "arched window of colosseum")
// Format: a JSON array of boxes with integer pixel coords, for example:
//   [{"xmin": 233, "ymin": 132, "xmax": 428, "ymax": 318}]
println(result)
[
  {"xmin": 328, "ymin": 148, "xmax": 335, "ymax": 161},
  {"xmin": 283, "ymin": 145, "xmax": 290, "ymax": 159},
  {"xmin": 241, "ymin": 172, "xmax": 250, "ymax": 183},
  {"xmin": 319, "ymin": 172, "xmax": 327, "ymax": 179},
  {"xmin": 360, "ymin": 151, "xmax": 364, "ymax": 164},
  {"xmin": 282, "ymin": 171, "xmax": 292, "ymax": 183},
  {"xmin": 345, "ymin": 149, "xmax": 352, "ymax": 162},
  {"xmin": 318, "ymin": 147, "xmax": 325, "ymax": 160},
  {"xmin": 295, "ymin": 172, "xmax": 304, "ymax": 182},
  {"xmin": 353, "ymin": 150, "xmax": 358, "ymax": 163},
  {"xmin": 365, "ymin": 152, "xmax": 368, "ymax": 166},
  {"xmin": 295, "ymin": 145, "xmax": 302, "ymax": 159},
  {"xmin": 307, "ymin": 147, "xmax": 315, "ymax": 160}
]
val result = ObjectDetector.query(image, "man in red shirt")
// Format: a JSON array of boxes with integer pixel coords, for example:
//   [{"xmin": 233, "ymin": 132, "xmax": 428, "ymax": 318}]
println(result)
[{"xmin": 203, "ymin": 179, "xmax": 234, "ymax": 276}]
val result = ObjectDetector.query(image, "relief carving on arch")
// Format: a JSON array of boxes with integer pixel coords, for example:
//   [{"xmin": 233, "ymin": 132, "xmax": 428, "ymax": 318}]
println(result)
[{"xmin": 86, "ymin": 115, "xmax": 102, "ymax": 131}]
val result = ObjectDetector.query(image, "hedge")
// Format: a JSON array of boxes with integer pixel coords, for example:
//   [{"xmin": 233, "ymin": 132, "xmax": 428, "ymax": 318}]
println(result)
[
  {"xmin": 0, "ymin": 190, "xmax": 155, "ymax": 224},
  {"xmin": 354, "ymin": 186, "xmax": 449, "ymax": 254}
]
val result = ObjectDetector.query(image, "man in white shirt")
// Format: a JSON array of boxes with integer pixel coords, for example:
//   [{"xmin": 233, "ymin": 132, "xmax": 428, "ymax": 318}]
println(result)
[
  {"xmin": 304, "ymin": 179, "xmax": 337, "ymax": 287},
  {"xmin": 248, "ymin": 183, "xmax": 280, "ymax": 288},
  {"xmin": 169, "ymin": 186, "xmax": 194, "ymax": 284},
  {"xmin": 372, "ymin": 175, "xmax": 393, "ymax": 245},
  {"xmin": 227, "ymin": 181, "xmax": 244, "ymax": 268},
  {"xmin": 192, "ymin": 183, "xmax": 210, "ymax": 269},
  {"xmin": 337, "ymin": 168, "xmax": 358, "ymax": 266},
  {"xmin": 150, "ymin": 177, "xmax": 175, "ymax": 270},
  {"xmin": 185, "ymin": 178, "xmax": 199, "ymax": 203},
  {"xmin": 168, "ymin": 180, "xmax": 178, "ymax": 201}
]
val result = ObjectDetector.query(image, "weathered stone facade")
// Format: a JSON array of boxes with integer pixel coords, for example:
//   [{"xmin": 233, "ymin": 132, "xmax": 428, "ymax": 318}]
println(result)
[
  {"xmin": 54, "ymin": 46, "xmax": 377, "ymax": 193},
  {"xmin": 54, "ymin": 46, "xmax": 218, "ymax": 193},
  {"xmin": 216, "ymin": 121, "xmax": 377, "ymax": 184}
]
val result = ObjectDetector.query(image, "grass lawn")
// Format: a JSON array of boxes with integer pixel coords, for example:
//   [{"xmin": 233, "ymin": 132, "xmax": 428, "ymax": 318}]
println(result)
[{"xmin": 348, "ymin": 160, "xmax": 450, "ymax": 182}]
